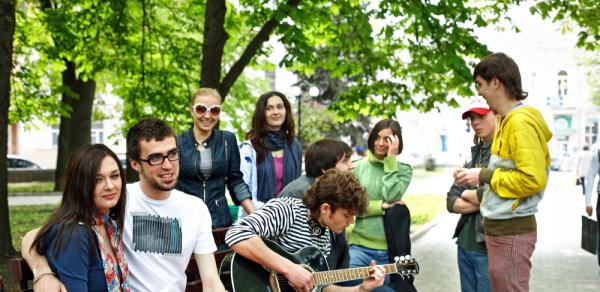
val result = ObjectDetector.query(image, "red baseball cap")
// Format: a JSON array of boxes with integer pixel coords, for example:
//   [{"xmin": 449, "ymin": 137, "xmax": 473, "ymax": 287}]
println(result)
[{"xmin": 461, "ymin": 98, "xmax": 491, "ymax": 120}]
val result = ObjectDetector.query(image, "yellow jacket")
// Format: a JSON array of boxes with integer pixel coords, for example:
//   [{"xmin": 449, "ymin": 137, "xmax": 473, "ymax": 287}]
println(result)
[{"xmin": 481, "ymin": 105, "xmax": 552, "ymax": 222}]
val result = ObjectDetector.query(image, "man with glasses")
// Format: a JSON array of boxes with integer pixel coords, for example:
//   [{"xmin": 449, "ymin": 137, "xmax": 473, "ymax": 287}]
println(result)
[{"xmin": 22, "ymin": 118, "xmax": 226, "ymax": 292}]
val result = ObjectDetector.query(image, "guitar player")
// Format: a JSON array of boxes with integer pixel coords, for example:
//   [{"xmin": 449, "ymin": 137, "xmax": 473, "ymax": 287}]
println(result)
[{"xmin": 225, "ymin": 169, "xmax": 386, "ymax": 292}]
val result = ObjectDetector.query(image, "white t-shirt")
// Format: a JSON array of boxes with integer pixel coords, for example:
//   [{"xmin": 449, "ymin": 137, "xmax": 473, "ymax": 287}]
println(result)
[{"xmin": 124, "ymin": 182, "xmax": 216, "ymax": 291}]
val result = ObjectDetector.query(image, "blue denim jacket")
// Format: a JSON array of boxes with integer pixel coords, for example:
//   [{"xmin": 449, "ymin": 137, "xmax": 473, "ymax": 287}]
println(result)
[{"xmin": 176, "ymin": 128, "xmax": 251, "ymax": 228}]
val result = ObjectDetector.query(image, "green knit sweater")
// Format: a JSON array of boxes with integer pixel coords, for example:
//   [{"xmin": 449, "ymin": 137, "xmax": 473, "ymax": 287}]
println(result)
[{"xmin": 347, "ymin": 151, "xmax": 413, "ymax": 250}]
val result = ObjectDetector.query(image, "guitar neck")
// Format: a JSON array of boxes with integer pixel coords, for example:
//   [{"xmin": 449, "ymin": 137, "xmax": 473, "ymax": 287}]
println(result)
[{"xmin": 313, "ymin": 263, "xmax": 398, "ymax": 285}]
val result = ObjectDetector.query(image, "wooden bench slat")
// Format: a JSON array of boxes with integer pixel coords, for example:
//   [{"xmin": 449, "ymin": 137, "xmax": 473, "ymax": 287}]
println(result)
[
  {"xmin": 212, "ymin": 227, "xmax": 228, "ymax": 244},
  {"xmin": 9, "ymin": 258, "xmax": 33, "ymax": 291}
]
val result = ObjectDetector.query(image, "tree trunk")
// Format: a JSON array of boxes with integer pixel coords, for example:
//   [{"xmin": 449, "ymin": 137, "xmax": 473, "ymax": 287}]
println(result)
[
  {"xmin": 53, "ymin": 61, "xmax": 96, "ymax": 191},
  {"xmin": 200, "ymin": 0, "xmax": 228, "ymax": 90},
  {"xmin": 0, "ymin": 0, "xmax": 17, "ymax": 257}
]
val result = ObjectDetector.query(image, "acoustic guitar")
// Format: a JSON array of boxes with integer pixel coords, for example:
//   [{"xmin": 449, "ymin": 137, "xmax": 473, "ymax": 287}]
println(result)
[{"xmin": 219, "ymin": 239, "xmax": 419, "ymax": 292}]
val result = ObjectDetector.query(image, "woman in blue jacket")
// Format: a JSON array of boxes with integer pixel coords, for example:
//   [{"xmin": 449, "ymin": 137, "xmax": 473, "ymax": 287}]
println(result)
[
  {"xmin": 239, "ymin": 91, "xmax": 302, "ymax": 217},
  {"xmin": 176, "ymin": 88, "xmax": 254, "ymax": 228},
  {"xmin": 32, "ymin": 144, "xmax": 129, "ymax": 291}
]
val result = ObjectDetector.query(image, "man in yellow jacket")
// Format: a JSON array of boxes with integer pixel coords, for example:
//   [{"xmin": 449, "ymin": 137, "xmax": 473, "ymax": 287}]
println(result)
[{"xmin": 454, "ymin": 52, "xmax": 553, "ymax": 292}]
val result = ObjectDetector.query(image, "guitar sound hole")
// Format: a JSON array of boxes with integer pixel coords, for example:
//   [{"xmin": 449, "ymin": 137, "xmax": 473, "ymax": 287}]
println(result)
[
  {"xmin": 276, "ymin": 274, "xmax": 297, "ymax": 291},
  {"xmin": 274, "ymin": 274, "xmax": 319, "ymax": 292}
]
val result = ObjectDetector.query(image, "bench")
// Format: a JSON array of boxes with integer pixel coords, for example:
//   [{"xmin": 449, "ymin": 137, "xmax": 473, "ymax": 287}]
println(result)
[
  {"xmin": 8, "ymin": 258, "xmax": 33, "ymax": 292},
  {"xmin": 10, "ymin": 227, "xmax": 232, "ymax": 292}
]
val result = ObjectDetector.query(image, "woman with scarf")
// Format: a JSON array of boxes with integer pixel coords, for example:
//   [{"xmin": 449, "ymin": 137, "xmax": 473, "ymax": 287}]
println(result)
[
  {"xmin": 239, "ymin": 91, "xmax": 302, "ymax": 218},
  {"xmin": 31, "ymin": 144, "xmax": 129, "ymax": 291}
]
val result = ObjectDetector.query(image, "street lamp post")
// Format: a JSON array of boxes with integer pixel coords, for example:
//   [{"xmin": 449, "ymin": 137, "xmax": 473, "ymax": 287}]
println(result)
[
  {"xmin": 298, "ymin": 91, "xmax": 302, "ymax": 141},
  {"xmin": 290, "ymin": 86, "xmax": 303, "ymax": 140},
  {"xmin": 291, "ymin": 86, "xmax": 319, "ymax": 143}
]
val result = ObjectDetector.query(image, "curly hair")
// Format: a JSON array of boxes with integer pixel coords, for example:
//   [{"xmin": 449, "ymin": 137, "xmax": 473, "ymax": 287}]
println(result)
[{"xmin": 303, "ymin": 169, "xmax": 367, "ymax": 217}]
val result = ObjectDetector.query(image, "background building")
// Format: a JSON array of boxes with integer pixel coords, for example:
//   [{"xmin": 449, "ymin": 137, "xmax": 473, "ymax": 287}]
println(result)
[{"xmin": 396, "ymin": 5, "xmax": 597, "ymax": 169}]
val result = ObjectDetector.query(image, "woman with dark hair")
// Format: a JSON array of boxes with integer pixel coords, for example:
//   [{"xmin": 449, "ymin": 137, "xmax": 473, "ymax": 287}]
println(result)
[
  {"xmin": 239, "ymin": 91, "xmax": 302, "ymax": 217},
  {"xmin": 346, "ymin": 119, "xmax": 413, "ymax": 291},
  {"xmin": 176, "ymin": 88, "xmax": 254, "ymax": 228},
  {"xmin": 31, "ymin": 144, "xmax": 130, "ymax": 291}
]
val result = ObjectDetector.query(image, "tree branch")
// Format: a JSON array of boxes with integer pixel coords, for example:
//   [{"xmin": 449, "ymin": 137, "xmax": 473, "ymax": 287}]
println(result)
[{"xmin": 218, "ymin": 0, "xmax": 300, "ymax": 99}]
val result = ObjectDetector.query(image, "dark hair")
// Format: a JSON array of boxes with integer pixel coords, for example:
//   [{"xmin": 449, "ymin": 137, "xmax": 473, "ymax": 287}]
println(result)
[
  {"xmin": 127, "ymin": 118, "xmax": 176, "ymax": 161},
  {"xmin": 246, "ymin": 91, "xmax": 296, "ymax": 163},
  {"xmin": 32, "ymin": 144, "xmax": 127, "ymax": 257},
  {"xmin": 305, "ymin": 139, "xmax": 352, "ymax": 178},
  {"xmin": 473, "ymin": 52, "xmax": 528, "ymax": 100},
  {"xmin": 303, "ymin": 169, "xmax": 367, "ymax": 217},
  {"xmin": 367, "ymin": 119, "xmax": 403, "ymax": 155}
]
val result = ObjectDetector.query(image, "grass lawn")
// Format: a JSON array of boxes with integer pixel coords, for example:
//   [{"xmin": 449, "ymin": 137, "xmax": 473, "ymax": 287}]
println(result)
[
  {"xmin": 9, "ymin": 205, "xmax": 57, "ymax": 250},
  {"xmin": 0, "ymin": 260, "xmax": 13, "ymax": 292},
  {"xmin": 8, "ymin": 182, "xmax": 55, "ymax": 193},
  {"xmin": 403, "ymin": 194, "xmax": 446, "ymax": 231},
  {"xmin": 1, "ymin": 204, "xmax": 57, "ymax": 292}
]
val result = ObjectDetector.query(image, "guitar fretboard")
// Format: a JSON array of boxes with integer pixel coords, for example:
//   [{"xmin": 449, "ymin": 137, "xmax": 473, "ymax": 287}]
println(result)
[{"xmin": 313, "ymin": 263, "xmax": 404, "ymax": 285}]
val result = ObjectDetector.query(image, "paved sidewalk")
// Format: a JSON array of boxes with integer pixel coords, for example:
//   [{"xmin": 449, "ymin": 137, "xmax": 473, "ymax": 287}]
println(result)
[
  {"xmin": 411, "ymin": 171, "xmax": 600, "ymax": 291},
  {"xmin": 8, "ymin": 193, "xmax": 61, "ymax": 206}
]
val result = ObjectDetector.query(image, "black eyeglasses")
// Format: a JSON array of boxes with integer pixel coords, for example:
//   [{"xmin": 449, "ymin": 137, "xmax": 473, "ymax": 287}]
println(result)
[
  {"xmin": 139, "ymin": 149, "xmax": 180, "ymax": 166},
  {"xmin": 192, "ymin": 103, "xmax": 221, "ymax": 117}
]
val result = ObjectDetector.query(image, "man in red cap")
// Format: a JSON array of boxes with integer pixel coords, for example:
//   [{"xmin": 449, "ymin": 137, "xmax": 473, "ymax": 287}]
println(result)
[
  {"xmin": 461, "ymin": 98, "xmax": 494, "ymax": 120},
  {"xmin": 455, "ymin": 53, "xmax": 552, "ymax": 291},
  {"xmin": 448, "ymin": 97, "xmax": 497, "ymax": 292}
]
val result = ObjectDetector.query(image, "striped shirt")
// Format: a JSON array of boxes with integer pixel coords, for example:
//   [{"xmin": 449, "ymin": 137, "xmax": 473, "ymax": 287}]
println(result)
[{"xmin": 225, "ymin": 197, "xmax": 331, "ymax": 257}]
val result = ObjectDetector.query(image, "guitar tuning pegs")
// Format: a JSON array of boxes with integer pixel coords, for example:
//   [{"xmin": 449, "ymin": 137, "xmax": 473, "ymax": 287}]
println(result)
[
  {"xmin": 405, "ymin": 255, "xmax": 411, "ymax": 260},
  {"xmin": 394, "ymin": 256, "xmax": 400, "ymax": 262}
]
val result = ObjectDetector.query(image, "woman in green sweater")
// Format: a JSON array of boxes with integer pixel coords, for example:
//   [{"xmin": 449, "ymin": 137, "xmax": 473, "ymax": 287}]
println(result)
[{"xmin": 347, "ymin": 119, "xmax": 413, "ymax": 291}]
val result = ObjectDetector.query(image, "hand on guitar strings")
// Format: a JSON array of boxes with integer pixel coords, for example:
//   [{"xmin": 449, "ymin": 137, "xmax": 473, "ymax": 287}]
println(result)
[{"xmin": 359, "ymin": 260, "xmax": 386, "ymax": 291}]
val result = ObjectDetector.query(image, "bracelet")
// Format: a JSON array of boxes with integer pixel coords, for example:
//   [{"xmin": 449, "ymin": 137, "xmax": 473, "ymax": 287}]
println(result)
[{"xmin": 33, "ymin": 272, "xmax": 55, "ymax": 285}]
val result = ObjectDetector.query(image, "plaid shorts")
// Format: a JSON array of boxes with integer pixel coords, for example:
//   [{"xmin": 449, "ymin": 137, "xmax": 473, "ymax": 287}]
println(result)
[{"xmin": 486, "ymin": 231, "xmax": 537, "ymax": 292}]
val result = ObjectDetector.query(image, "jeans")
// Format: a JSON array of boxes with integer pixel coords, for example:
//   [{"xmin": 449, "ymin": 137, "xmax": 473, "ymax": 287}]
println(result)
[
  {"xmin": 342, "ymin": 245, "xmax": 394, "ymax": 292},
  {"xmin": 457, "ymin": 246, "xmax": 491, "ymax": 292}
]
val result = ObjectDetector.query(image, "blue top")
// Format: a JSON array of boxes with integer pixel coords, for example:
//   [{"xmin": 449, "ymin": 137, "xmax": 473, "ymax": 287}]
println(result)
[
  {"xmin": 45, "ymin": 224, "xmax": 106, "ymax": 292},
  {"xmin": 176, "ymin": 128, "xmax": 252, "ymax": 228}
]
